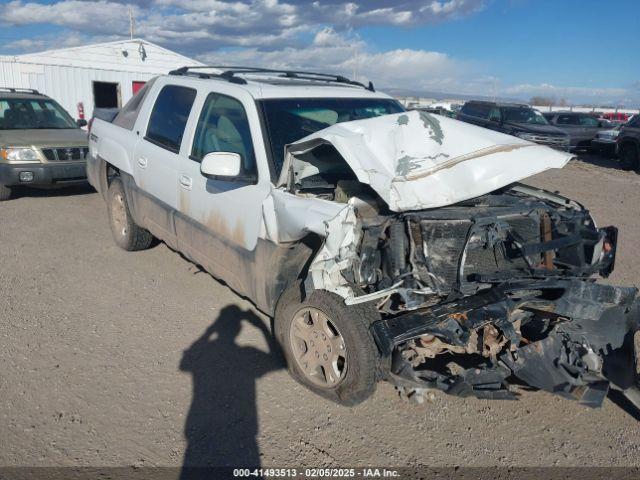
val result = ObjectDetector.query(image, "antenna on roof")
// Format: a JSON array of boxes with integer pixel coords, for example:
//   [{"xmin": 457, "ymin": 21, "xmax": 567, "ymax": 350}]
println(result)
[{"xmin": 129, "ymin": 6, "xmax": 135, "ymax": 40}]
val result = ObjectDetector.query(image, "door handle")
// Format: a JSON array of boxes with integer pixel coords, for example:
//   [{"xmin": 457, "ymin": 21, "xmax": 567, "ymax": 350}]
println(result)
[
  {"xmin": 179, "ymin": 174, "xmax": 193, "ymax": 190},
  {"xmin": 137, "ymin": 156, "xmax": 148, "ymax": 168}
]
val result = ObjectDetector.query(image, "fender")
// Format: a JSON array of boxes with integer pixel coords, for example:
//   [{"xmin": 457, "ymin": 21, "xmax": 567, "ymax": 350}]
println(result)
[{"xmin": 91, "ymin": 118, "xmax": 136, "ymax": 176}]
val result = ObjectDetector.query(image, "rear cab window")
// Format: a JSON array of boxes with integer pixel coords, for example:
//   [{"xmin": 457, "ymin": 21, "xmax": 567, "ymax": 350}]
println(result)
[
  {"xmin": 145, "ymin": 85, "xmax": 197, "ymax": 153},
  {"xmin": 113, "ymin": 77, "xmax": 157, "ymax": 130}
]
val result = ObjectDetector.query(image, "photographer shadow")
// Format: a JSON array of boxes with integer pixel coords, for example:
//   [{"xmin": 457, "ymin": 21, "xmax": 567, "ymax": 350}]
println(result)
[{"xmin": 179, "ymin": 305, "xmax": 283, "ymax": 478}]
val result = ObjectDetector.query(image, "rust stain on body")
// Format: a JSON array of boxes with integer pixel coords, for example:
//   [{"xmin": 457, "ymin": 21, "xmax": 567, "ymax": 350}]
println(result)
[{"xmin": 399, "ymin": 144, "xmax": 535, "ymax": 182}]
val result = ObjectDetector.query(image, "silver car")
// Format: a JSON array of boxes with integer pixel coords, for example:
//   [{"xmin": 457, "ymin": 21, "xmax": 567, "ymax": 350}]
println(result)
[
  {"xmin": 543, "ymin": 111, "xmax": 611, "ymax": 151},
  {"xmin": 0, "ymin": 88, "xmax": 89, "ymax": 201}
]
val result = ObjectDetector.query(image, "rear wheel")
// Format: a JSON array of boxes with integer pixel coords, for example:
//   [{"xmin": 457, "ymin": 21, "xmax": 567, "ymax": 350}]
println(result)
[
  {"xmin": 619, "ymin": 143, "xmax": 639, "ymax": 171},
  {"xmin": 0, "ymin": 184, "xmax": 11, "ymax": 201},
  {"xmin": 275, "ymin": 283, "xmax": 381, "ymax": 406},
  {"xmin": 107, "ymin": 177, "xmax": 154, "ymax": 251}
]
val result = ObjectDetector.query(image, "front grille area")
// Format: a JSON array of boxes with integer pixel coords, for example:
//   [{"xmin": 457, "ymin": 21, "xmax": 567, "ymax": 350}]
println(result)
[
  {"xmin": 42, "ymin": 146, "xmax": 89, "ymax": 162},
  {"xmin": 416, "ymin": 214, "xmax": 541, "ymax": 294},
  {"xmin": 525, "ymin": 135, "xmax": 569, "ymax": 149}
]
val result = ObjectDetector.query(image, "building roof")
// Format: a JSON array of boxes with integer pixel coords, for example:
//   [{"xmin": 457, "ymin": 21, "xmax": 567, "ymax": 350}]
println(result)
[{"xmin": 0, "ymin": 39, "xmax": 201, "ymax": 74}]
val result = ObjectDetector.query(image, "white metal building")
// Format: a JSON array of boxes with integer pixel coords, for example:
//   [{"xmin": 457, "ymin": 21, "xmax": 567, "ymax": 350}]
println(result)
[{"xmin": 0, "ymin": 39, "xmax": 202, "ymax": 120}]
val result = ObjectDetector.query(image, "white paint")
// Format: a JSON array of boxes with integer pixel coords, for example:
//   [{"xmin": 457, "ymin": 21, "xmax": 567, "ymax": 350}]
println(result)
[
  {"xmin": 0, "ymin": 39, "xmax": 201, "ymax": 120},
  {"xmin": 284, "ymin": 110, "xmax": 573, "ymax": 212},
  {"xmin": 308, "ymin": 201, "xmax": 360, "ymax": 299}
]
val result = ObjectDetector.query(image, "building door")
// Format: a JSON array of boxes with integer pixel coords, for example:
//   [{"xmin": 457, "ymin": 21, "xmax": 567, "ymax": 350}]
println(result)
[{"xmin": 92, "ymin": 81, "xmax": 120, "ymax": 109}]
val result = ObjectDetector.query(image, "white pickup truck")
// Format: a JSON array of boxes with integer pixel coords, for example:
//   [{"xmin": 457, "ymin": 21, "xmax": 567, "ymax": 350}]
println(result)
[{"xmin": 88, "ymin": 67, "xmax": 639, "ymax": 413}]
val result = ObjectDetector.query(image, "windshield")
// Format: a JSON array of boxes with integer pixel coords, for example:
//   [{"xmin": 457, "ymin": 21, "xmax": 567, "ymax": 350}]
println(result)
[
  {"xmin": 0, "ymin": 98, "xmax": 78, "ymax": 130},
  {"xmin": 502, "ymin": 107, "xmax": 549, "ymax": 125},
  {"xmin": 259, "ymin": 97, "xmax": 404, "ymax": 174}
]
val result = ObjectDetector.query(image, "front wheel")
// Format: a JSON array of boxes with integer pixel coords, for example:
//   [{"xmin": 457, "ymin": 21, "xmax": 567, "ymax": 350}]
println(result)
[
  {"xmin": 274, "ymin": 284, "xmax": 381, "ymax": 406},
  {"xmin": 0, "ymin": 184, "xmax": 12, "ymax": 201},
  {"xmin": 107, "ymin": 177, "xmax": 154, "ymax": 251},
  {"xmin": 619, "ymin": 143, "xmax": 639, "ymax": 171}
]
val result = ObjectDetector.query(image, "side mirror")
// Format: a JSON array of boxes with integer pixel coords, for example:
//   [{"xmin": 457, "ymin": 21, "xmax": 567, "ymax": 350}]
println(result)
[
  {"xmin": 76, "ymin": 118, "xmax": 88, "ymax": 127},
  {"xmin": 200, "ymin": 152, "xmax": 241, "ymax": 178}
]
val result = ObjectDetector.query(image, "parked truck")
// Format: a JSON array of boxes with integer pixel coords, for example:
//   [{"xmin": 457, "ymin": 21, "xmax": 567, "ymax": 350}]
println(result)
[{"xmin": 87, "ymin": 67, "xmax": 639, "ymax": 412}]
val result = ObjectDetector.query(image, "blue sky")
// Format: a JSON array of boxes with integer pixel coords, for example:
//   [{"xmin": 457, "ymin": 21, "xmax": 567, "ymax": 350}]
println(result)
[
  {"xmin": 1, "ymin": 0, "xmax": 638, "ymax": 105},
  {"xmin": 361, "ymin": 0, "xmax": 640, "ymax": 89}
]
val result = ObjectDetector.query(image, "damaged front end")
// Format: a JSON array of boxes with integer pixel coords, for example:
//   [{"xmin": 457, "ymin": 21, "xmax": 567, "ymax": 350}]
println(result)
[
  {"xmin": 279, "ymin": 110, "xmax": 639, "ymax": 411},
  {"xmin": 360, "ymin": 185, "xmax": 639, "ymax": 410}
]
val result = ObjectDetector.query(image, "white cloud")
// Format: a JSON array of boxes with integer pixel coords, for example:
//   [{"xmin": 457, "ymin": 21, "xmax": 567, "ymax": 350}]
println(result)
[
  {"xmin": 0, "ymin": 0, "xmax": 635, "ymax": 105},
  {"xmin": 0, "ymin": 0, "xmax": 134, "ymax": 35},
  {"xmin": 0, "ymin": 0, "xmax": 485, "ymax": 51},
  {"xmin": 198, "ymin": 28, "xmax": 468, "ymax": 92}
]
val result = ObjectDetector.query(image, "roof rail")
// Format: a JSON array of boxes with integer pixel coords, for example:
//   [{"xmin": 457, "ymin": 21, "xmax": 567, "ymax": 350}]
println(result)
[
  {"xmin": 0, "ymin": 87, "xmax": 41, "ymax": 94},
  {"xmin": 168, "ymin": 66, "xmax": 375, "ymax": 92}
]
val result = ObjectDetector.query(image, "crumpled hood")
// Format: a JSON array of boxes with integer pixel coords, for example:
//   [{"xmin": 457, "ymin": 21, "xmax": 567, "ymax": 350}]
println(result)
[{"xmin": 282, "ymin": 110, "xmax": 573, "ymax": 211}]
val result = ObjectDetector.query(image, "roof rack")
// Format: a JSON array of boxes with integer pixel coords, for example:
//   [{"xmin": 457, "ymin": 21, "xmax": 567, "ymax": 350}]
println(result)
[
  {"xmin": 0, "ymin": 87, "xmax": 41, "ymax": 94},
  {"xmin": 168, "ymin": 66, "xmax": 375, "ymax": 92}
]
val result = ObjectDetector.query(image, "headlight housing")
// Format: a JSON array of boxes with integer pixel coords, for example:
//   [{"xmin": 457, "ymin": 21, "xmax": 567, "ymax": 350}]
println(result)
[{"xmin": 0, "ymin": 147, "xmax": 40, "ymax": 163}]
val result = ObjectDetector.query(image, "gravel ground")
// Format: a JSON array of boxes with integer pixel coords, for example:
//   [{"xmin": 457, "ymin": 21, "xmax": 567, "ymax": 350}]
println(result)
[{"xmin": 1, "ymin": 155, "xmax": 639, "ymax": 470}]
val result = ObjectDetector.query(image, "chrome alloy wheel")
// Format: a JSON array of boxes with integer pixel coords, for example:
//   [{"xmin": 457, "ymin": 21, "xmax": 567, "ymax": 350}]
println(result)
[
  {"xmin": 111, "ymin": 192, "xmax": 128, "ymax": 238},
  {"xmin": 289, "ymin": 307, "xmax": 347, "ymax": 387}
]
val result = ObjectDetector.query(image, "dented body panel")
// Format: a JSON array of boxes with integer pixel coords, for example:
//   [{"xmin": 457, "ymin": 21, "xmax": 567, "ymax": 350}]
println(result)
[{"xmin": 282, "ymin": 110, "xmax": 573, "ymax": 211}]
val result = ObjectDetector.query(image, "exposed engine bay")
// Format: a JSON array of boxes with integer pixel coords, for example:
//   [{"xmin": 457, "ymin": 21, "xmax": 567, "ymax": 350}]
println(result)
[
  {"xmin": 277, "ymin": 110, "xmax": 640, "ymax": 410},
  {"xmin": 350, "ymin": 183, "xmax": 636, "ymax": 408}
]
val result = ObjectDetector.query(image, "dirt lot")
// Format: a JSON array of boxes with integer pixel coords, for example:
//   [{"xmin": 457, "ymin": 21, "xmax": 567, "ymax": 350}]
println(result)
[{"xmin": 1, "ymin": 154, "xmax": 640, "ymax": 470}]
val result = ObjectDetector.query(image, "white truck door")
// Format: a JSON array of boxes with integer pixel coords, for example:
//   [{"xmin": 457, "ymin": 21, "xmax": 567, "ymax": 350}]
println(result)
[
  {"xmin": 175, "ymin": 89, "xmax": 271, "ymax": 293},
  {"xmin": 132, "ymin": 84, "xmax": 198, "ymax": 242}
]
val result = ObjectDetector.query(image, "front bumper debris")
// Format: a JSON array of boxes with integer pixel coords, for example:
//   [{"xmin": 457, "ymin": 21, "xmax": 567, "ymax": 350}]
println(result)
[{"xmin": 371, "ymin": 279, "xmax": 640, "ymax": 410}]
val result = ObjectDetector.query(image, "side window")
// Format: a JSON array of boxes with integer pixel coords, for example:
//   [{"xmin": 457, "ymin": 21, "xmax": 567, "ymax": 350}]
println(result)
[
  {"xmin": 191, "ymin": 92, "xmax": 256, "ymax": 177},
  {"xmin": 557, "ymin": 115, "xmax": 579, "ymax": 125},
  {"xmin": 488, "ymin": 107, "xmax": 501, "ymax": 122},
  {"xmin": 0, "ymin": 100, "xmax": 9, "ymax": 128},
  {"xmin": 113, "ymin": 77, "xmax": 157, "ymax": 130},
  {"xmin": 579, "ymin": 115, "xmax": 599, "ymax": 127},
  {"xmin": 145, "ymin": 84, "xmax": 197, "ymax": 153},
  {"xmin": 463, "ymin": 103, "xmax": 491, "ymax": 119}
]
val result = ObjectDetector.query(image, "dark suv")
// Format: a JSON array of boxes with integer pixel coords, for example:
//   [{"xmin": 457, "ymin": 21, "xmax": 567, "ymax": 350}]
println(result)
[
  {"xmin": 542, "ymin": 111, "xmax": 611, "ymax": 151},
  {"xmin": 616, "ymin": 114, "xmax": 640, "ymax": 170},
  {"xmin": 457, "ymin": 101, "xmax": 569, "ymax": 150}
]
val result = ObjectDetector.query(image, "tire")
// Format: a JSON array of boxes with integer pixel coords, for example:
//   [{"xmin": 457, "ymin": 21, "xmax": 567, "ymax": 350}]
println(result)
[
  {"xmin": 274, "ymin": 283, "xmax": 381, "ymax": 406},
  {"xmin": 0, "ymin": 184, "xmax": 11, "ymax": 201},
  {"xmin": 107, "ymin": 177, "xmax": 154, "ymax": 251},
  {"xmin": 619, "ymin": 143, "xmax": 639, "ymax": 171}
]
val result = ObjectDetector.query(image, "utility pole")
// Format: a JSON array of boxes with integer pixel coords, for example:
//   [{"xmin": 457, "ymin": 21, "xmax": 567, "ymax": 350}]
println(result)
[
  {"xmin": 352, "ymin": 44, "xmax": 358, "ymax": 81},
  {"xmin": 129, "ymin": 6, "xmax": 135, "ymax": 39}
]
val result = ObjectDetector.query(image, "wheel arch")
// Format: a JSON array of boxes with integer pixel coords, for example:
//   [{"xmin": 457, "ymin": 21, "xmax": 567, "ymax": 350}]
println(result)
[
  {"xmin": 262, "ymin": 233, "xmax": 324, "ymax": 316},
  {"xmin": 620, "ymin": 137, "xmax": 640, "ymax": 150}
]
